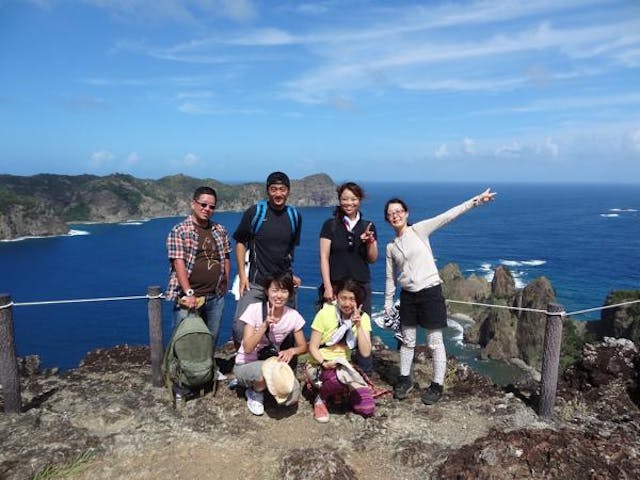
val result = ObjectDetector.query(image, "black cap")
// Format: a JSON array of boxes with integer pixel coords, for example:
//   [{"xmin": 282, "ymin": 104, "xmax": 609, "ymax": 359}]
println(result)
[{"xmin": 266, "ymin": 171, "xmax": 290, "ymax": 189}]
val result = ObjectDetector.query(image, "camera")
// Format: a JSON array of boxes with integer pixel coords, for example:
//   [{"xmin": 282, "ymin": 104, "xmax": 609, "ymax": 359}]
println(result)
[{"xmin": 257, "ymin": 344, "xmax": 279, "ymax": 360}]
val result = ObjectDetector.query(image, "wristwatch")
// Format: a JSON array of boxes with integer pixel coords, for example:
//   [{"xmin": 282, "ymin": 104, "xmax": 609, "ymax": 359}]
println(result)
[{"xmin": 185, "ymin": 289, "xmax": 194, "ymax": 297}]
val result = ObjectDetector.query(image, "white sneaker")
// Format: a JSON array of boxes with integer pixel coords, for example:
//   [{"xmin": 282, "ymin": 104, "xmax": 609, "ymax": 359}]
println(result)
[
  {"xmin": 215, "ymin": 369, "xmax": 227, "ymax": 381},
  {"xmin": 245, "ymin": 388, "xmax": 264, "ymax": 416}
]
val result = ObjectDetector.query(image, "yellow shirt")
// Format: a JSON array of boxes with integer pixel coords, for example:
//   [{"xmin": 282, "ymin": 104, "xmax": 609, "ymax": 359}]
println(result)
[{"xmin": 310, "ymin": 304, "xmax": 372, "ymax": 362}]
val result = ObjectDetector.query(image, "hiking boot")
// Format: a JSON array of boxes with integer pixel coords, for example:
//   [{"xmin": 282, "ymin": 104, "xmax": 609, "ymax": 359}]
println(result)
[
  {"xmin": 314, "ymin": 398, "xmax": 329, "ymax": 423},
  {"xmin": 394, "ymin": 375, "xmax": 414, "ymax": 400},
  {"xmin": 245, "ymin": 388, "xmax": 264, "ymax": 416},
  {"xmin": 421, "ymin": 382, "xmax": 443, "ymax": 405}
]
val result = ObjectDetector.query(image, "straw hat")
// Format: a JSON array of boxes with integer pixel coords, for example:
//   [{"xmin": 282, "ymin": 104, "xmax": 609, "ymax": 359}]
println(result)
[{"xmin": 261, "ymin": 357, "xmax": 297, "ymax": 404}]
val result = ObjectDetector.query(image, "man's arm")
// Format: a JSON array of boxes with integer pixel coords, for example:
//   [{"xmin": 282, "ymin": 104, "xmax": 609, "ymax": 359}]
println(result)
[
  {"xmin": 235, "ymin": 242, "xmax": 249, "ymax": 295},
  {"xmin": 172, "ymin": 258, "xmax": 197, "ymax": 309}
]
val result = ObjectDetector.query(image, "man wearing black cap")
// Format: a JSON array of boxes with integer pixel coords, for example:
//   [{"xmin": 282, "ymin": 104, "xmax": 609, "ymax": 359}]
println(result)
[{"xmin": 232, "ymin": 171, "xmax": 302, "ymax": 345}]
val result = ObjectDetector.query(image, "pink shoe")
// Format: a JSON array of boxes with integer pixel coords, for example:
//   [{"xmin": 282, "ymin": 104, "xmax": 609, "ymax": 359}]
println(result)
[{"xmin": 314, "ymin": 398, "xmax": 329, "ymax": 423}]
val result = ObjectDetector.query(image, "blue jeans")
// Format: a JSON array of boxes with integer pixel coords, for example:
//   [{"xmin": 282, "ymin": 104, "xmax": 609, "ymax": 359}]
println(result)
[{"xmin": 173, "ymin": 294, "xmax": 225, "ymax": 349}]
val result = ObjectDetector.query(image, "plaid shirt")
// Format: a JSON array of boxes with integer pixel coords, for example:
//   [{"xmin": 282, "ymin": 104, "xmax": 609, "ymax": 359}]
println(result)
[{"xmin": 166, "ymin": 216, "xmax": 231, "ymax": 301}]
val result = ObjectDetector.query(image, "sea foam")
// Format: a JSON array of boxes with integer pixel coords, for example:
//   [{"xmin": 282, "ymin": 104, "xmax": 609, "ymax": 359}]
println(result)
[{"xmin": 1, "ymin": 229, "xmax": 90, "ymax": 242}]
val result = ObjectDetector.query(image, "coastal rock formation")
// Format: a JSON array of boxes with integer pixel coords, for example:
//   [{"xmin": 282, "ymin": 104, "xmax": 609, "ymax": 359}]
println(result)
[
  {"xmin": 0, "ymin": 173, "xmax": 337, "ymax": 240},
  {"xmin": 2, "ymin": 339, "xmax": 639, "ymax": 479},
  {"xmin": 586, "ymin": 290, "xmax": 640, "ymax": 344},
  {"xmin": 491, "ymin": 265, "xmax": 516, "ymax": 299},
  {"xmin": 440, "ymin": 263, "xmax": 491, "ymax": 317},
  {"xmin": 0, "ymin": 199, "xmax": 69, "ymax": 239},
  {"xmin": 445, "ymin": 263, "xmax": 585, "ymax": 372}
]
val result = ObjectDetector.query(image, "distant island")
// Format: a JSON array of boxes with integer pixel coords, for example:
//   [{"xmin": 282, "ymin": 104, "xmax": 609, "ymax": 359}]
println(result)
[{"xmin": 0, "ymin": 173, "xmax": 337, "ymax": 240}]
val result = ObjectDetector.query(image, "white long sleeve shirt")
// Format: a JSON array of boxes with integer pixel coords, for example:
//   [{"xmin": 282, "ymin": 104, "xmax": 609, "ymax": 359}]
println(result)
[{"xmin": 384, "ymin": 198, "xmax": 476, "ymax": 309}]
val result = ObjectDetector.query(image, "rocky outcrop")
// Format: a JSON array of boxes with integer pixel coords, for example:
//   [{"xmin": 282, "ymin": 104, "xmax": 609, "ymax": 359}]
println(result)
[
  {"xmin": 515, "ymin": 277, "xmax": 557, "ymax": 368},
  {"xmin": 0, "ymin": 173, "xmax": 338, "ymax": 240},
  {"xmin": 440, "ymin": 263, "xmax": 490, "ymax": 317},
  {"xmin": 491, "ymin": 265, "xmax": 516, "ymax": 299},
  {"xmin": 445, "ymin": 263, "xmax": 585, "ymax": 371},
  {"xmin": 586, "ymin": 290, "xmax": 640, "ymax": 344},
  {"xmin": 2, "ymin": 338, "xmax": 639, "ymax": 480}
]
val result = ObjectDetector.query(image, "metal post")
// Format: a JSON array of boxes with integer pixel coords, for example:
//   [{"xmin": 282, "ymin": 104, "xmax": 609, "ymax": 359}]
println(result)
[
  {"xmin": 538, "ymin": 303, "xmax": 564, "ymax": 418},
  {"xmin": 147, "ymin": 286, "xmax": 164, "ymax": 387},
  {"xmin": 0, "ymin": 293, "xmax": 22, "ymax": 414}
]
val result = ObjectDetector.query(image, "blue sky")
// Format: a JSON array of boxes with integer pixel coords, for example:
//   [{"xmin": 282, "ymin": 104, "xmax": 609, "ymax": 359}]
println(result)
[{"xmin": 1, "ymin": 0, "xmax": 639, "ymax": 183}]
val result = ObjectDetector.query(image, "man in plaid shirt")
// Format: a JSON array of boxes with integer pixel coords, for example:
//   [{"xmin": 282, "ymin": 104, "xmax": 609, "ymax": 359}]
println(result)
[{"xmin": 166, "ymin": 186, "xmax": 231, "ymax": 349}]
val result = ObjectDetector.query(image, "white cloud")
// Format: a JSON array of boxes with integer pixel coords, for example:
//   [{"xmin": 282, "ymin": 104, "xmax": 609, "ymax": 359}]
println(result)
[
  {"xmin": 495, "ymin": 142, "xmax": 523, "ymax": 157},
  {"xmin": 434, "ymin": 144, "xmax": 449, "ymax": 158},
  {"xmin": 537, "ymin": 137, "xmax": 559, "ymax": 158},
  {"xmin": 176, "ymin": 90, "xmax": 214, "ymax": 100},
  {"xmin": 125, "ymin": 152, "xmax": 140, "ymax": 166},
  {"xmin": 178, "ymin": 101, "xmax": 214, "ymax": 115},
  {"xmin": 25, "ymin": 0, "xmax": 53, "ymax": 10},
  {"xmin": 89, "ymin": 149, "xmax": 115, "ymax": 169},
  {"xmin": 463, "ymin": 137, "xmax": 476, "ymax": 155},
  {"xmin": 296, "ymin": 3, "xmax": 329, "ymax": 15},
  {"xmin": 228, "ymin": 28, "xmax": 296, "ymax": 46},
  {"xmin": 630, "ymin": 129, "xmax": 640, "ymax": 153},
  {"xmin": 82, "ymin": 0, "xmax": 256, "ymax": 24},
  {"xmin": 182, "ymin": 153, "xmax": 200, "ymax": 167},
  {"xmin": 220, "ymin": 0, "xmax": 256, "ymax": 22}
]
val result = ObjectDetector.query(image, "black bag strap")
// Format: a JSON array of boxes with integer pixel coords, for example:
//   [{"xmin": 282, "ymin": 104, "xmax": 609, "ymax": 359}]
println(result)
[{"xmin": 262, "ymin": 301, "xmax": 274, "ymax": 346}]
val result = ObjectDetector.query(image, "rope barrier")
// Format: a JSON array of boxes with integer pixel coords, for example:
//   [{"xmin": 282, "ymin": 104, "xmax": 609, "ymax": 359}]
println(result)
[
  {"xmin": 445, "ymin": 299, "xmax": 551, "ymax": 315},
  {"xmin": 564, "ymin": 299, "xmax": 640, "ymax": 317},
  {"xmin": 4, "ymin": 289, "xmax": 638, "ymax": 318},
  {"xmin": 12, "ymin": 293, "xmax": 164, "ymax": 307}
]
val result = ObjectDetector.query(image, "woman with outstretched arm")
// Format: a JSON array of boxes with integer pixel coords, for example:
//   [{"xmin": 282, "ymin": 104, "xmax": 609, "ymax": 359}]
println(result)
[{"xmin": 384, "ymin": 188, "xmax": 496, "ymax": 405}]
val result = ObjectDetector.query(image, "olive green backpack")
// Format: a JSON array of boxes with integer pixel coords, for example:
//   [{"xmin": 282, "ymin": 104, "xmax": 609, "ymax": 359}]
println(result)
[{"xmin": 162, "ymin": 312, "xmax": 214, "ymax": 402}]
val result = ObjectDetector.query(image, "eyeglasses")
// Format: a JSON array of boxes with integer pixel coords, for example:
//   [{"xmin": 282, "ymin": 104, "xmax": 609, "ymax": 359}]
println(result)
[
  {"xmin": 387, "ymin": 209, "xmax": 405, "ymax": 218},
  {"xmin": 196, "ymin": 202, "xmax": 216, "ymax": 210}
]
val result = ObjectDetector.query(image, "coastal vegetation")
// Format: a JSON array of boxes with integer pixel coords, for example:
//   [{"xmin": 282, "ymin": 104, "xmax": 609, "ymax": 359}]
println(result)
[{"xmin": 0, "ymin": 173, "xmax": 337, "ymax": 240}]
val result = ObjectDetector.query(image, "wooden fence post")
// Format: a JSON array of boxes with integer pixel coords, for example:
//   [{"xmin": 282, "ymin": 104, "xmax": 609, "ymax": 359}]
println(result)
[
  {"xmin": 0, "ymin": 293, "xmax": 22, "ymax": 414},
  {"xmin": 538, "ymin": 302, "xmax": 564, "ymax": 418},
  {"xmin": 147, "ymin": 286, "xmax": 164, "ymax": 388}
]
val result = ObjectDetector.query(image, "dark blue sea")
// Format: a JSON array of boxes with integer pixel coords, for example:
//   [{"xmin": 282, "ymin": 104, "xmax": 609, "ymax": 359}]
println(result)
[{"xmin": 2, "ymin": 183, "xmax": 638, "ymax": 383}]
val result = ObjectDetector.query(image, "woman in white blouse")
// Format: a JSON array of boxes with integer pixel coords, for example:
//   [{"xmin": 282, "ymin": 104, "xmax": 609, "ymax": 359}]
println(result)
[{"xmin": 384, "ymin": 188, "xmax": 496, "ymax": 405}]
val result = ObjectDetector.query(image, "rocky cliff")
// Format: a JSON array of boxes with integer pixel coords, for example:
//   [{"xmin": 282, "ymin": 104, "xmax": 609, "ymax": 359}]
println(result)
[
  {"xmin": 586, "ymin": 290, "xmax": 640, "ymax": 344},
  {"xmin": 442, "ymin": 264, "xmax": 589, "ymax": 372},
  {"xmin": 0, "ymin": 173, "xmax": 337, "ymax": 240},
  {"xmin": 1, "ymin": 338, "xmax": 639, "ymax": 479}
]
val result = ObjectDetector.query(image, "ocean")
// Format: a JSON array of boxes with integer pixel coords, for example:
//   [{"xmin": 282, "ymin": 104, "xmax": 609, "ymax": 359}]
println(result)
[{"xmin": 1, "ymin": 182, "xmax": 638, "ymax": 383}]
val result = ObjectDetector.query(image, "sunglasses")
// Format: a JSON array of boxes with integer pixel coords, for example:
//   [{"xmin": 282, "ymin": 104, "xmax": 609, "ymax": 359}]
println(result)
[{"xmin": 196, "ymin": 201, "xmax": 216, "ymax": 210}]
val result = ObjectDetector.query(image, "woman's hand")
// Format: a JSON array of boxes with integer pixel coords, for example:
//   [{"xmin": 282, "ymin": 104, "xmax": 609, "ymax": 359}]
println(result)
[
  {"xmin": 360, "ymin": 222, "xmax": 376, "ymax": 244},
  {"xmin": 278, "ymin": 348, "xmax": 295, "ymax": 364},
  {"xmin": 474, "ymin": 188, "xmax": 497, "ymax": 206},
  {"xmin": 266, "ymin": 303, "xmax": 278, "ymax": 325},
  {"xmin": 353, "ymin": 304, "xmax": 363, "ymax": 327},
  {"xmin": 323, "ymin": 284, "xmax": 334, "ymax": 303}
]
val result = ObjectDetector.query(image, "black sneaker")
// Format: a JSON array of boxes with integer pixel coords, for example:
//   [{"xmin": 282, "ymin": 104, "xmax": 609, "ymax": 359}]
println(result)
[
  {"xmin": 421, "ymin": 382, "xmax": 443, "ymax": 405},
  {"xmin": 394, "ymin": 375, "xmax": 414, "ymax": 400}
]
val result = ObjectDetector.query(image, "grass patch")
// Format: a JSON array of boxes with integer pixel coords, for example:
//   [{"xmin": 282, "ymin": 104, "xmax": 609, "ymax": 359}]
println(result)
[{"xmin": 32, "ymin": 450, "xmax": 94, "ymax": 480}]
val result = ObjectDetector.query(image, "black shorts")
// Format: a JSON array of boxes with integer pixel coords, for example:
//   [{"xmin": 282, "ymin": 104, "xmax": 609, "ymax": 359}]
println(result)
[{"xmin": 399, "ymin": 284, "xmax": 447, "ymax": 330}]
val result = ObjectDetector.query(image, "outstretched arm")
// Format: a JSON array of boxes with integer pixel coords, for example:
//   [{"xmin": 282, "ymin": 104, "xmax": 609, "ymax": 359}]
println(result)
[{"xmin": 413, "ymin": 187, "xmax": 497, "ymax": 237}]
